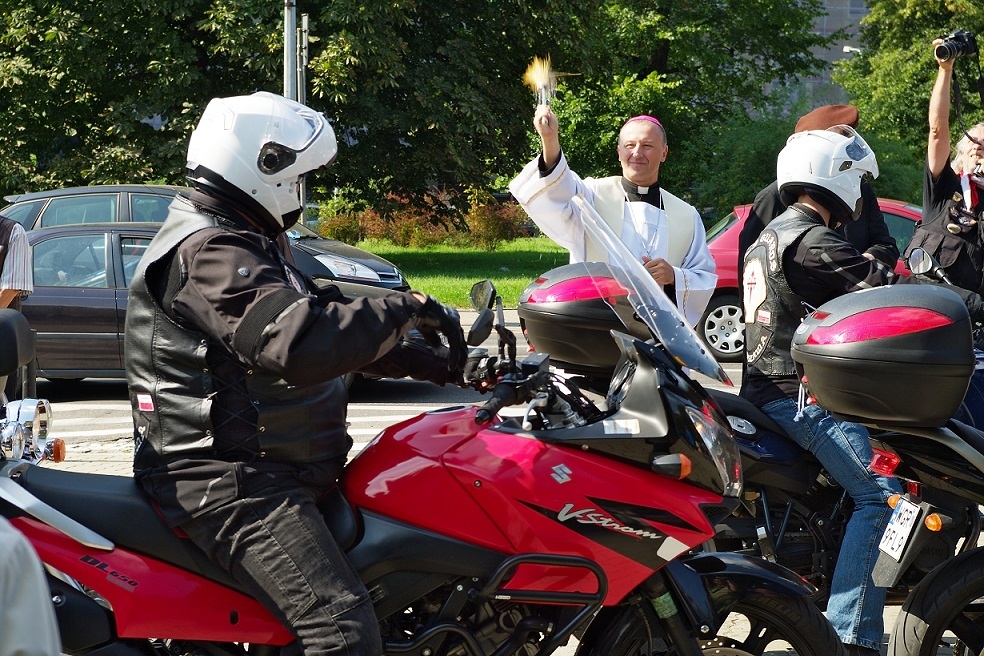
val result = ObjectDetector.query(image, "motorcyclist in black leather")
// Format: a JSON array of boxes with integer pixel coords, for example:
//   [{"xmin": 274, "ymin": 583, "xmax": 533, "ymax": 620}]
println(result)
[
  {"xmin": 125, "ymin": 91, "xmax": 466, "ymax": 655},
  {"xmin": 738, "ymin": 105, "xmax": 899, "ymax": 274},
  {"xmin": 741, "ymin": 126, "xmax": 983, "ymax": 656},
  {"xmin": 744, "ymin": 130, "xmax": 984, "ymax": 400}
]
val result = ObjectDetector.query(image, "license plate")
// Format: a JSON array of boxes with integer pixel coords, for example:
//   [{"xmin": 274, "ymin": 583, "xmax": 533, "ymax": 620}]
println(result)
[{"xmin": 878, "ymin": 497, "xmax": 921, "ymax": 562}]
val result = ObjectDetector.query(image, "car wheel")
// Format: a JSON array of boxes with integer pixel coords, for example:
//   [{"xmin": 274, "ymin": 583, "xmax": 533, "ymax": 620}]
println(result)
[{"xmin": 699, "ymin": 294, "xmax": 744, "ymax": 363}]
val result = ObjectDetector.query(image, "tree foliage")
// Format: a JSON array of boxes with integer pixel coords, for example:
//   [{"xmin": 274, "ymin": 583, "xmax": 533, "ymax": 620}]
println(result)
[
  {"xmin": 835, "ymin": 0, "xmax": 984, "ymax": 197},
  {"xmin": 0, "ymin": 0, "xmax": 838, "ymax": 218},
  {"xmin": 547, "ymin": 0, "xmax": 832, "ymax": 210},
  {"xmin": 688, "ymin": 112, "xmax": 795, "ymax": 219},
  {"xmin": 305, "ymin": 0, "xmax": 606, "ymax": 209},
  {"xmin": 0, "ymin": 0, "xmax": 284, "ymax": 195}
]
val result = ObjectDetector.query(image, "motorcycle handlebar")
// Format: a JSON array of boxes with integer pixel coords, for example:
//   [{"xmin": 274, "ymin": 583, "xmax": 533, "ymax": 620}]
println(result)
[{"xmin": 474, "ymin": 379, "xmax": 523, "ymax": 425}]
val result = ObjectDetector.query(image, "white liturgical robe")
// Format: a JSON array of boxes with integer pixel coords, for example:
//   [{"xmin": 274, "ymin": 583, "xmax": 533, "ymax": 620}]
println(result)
[{"xmin": 510, "ymin": 152, "xmax": 716, "ymax": 328}]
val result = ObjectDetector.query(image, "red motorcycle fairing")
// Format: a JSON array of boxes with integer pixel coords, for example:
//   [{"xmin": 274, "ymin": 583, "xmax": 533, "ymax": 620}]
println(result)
[
  {"xmin": 344, "ymin": 405, "xmax": 510, "ymax": 552},
  {"xmin": 10, "ymin": 516, "xmax": 294, "ymax": 646},
  {"xmin": 344, "ymin": 405, "xmax": 725, "ymax": 605}
]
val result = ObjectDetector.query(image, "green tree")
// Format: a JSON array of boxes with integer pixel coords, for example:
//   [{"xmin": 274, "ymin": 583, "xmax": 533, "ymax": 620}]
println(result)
[
  {"xmin": 688, "ymin": 111, "xmax": 795, "ymax": 220},
  {"xmin": 0, "ymin": 0, "xmax": 844, "ymax": 219},
  {"xmin": 306, "ymin": 0, "xmax": 605, "ymax": 211},
  {"xmin": 543, "ymin": 0, "xmax": 833, "ymax": 209},
  {"xmin": 0, "ymin": 0, "xmax": 286, "ymax": 195},
  {"xmin": 0, "ymin": 0, "xmax": 608, "ymax": 207}
]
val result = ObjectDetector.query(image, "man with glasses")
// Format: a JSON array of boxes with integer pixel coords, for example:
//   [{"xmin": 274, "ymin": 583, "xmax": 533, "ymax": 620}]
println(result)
[{"xmin": 903, "ymin": 39, "xmax": 984, "ymax": 294}]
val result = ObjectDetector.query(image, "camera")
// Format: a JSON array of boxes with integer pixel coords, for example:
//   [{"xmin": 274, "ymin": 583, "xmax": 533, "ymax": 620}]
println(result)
[{"xmin": 935, "ymin": 30, "xmax": 979, "ymax": 62}]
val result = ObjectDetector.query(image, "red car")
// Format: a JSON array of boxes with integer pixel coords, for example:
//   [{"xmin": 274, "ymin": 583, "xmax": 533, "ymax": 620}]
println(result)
[{"xmin": 700, "ymin": 198, "xmax": 923, "ymax": 362}]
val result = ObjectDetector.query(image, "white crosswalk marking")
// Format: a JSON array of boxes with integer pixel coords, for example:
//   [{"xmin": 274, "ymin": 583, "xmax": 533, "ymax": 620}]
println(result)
[{"xmin": 46, "ymin": 402, "xmax": 460, "ymax": 442}]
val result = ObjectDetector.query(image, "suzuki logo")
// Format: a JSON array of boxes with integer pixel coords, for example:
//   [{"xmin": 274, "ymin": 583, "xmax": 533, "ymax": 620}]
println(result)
[{"xmin": 551, "ymin": 464, "xmax": 572, "ymax": 484}]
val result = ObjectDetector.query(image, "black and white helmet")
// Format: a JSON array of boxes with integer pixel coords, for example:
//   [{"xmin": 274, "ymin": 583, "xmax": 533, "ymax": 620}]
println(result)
[
  {"xmin": 777, "ymin": 125, "xmax": 879, "ymax": 224},
  {"xmin": 186, "ymin": 91, "xmax": 338, "ymax": 232}
]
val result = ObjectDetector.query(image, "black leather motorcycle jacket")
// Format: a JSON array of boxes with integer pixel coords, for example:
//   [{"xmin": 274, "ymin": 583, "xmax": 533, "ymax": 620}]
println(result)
[
  {"xmin": 741, "ymin": 203, "xmax": 984, "ymax": 406},
  {"xmin": 127, "ymin": 199, "xmax": 349, "ymax": 467},
  {"xmin": 903, "ymin": 162, "xmax": 984, "ymax": 294},
  {"xmin": 126, "ymin": 195, "xmax": 422, "ymax": 524},
  {"xmin": 743, "ymin": 209, "xmax": 816, "ymax": 377}
]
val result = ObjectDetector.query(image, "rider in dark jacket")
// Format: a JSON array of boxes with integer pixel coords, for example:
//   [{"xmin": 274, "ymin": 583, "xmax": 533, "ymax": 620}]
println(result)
[
  {"xmin": 125, "ymin": 91, "xmax": 466, "ymax": 654},
  {"xmin": 738, "ymin": 105, "xmax": 899, "ymax": 273},
  {"xmin": 741, "ymin": 126, "xmax": 982, "ymax": 656}
]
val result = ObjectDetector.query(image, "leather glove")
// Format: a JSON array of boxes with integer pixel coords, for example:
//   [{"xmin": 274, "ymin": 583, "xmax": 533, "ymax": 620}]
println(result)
[
  {"xmin": 463, "ymin": 347, "xmax": 497, "ymax": 391},
  {"xmin": 413, "ymin": 295, "xmax": 467, "ymax": 383},
  {"xmin": 366, "ymin": 330, "xmax": 453, "ymax": 386},
  {"xmin": 938, "ymin": 284, "xmax": 984, "ymax": 324}
]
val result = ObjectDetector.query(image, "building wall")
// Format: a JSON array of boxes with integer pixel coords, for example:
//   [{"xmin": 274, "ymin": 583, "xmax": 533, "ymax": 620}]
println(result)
[{"xmin": 800, "ymin": 0, "xmax": 870, "ymax": 105}]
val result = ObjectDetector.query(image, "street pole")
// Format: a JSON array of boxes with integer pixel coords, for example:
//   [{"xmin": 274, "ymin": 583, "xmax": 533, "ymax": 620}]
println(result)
[
  {"xmin": 283, "ymin": 0, "xmax": 296, "ymax": 100},
  {"xmin": 297, "ymin": 14, "xmax": 310, "ymax": 223},
  {"xmin": 298, "ymin": 14, "xmax": 308, "ymax": 105}
]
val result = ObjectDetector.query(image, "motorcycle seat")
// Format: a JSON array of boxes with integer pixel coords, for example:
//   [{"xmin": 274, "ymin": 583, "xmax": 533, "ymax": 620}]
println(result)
[
  {"xmin": 15, "ymin": 466, "xmax": 360, "ymax": 593},
  {"xmin": 707, "ymin": 389, "xmax": 788, "ymax": 439}
]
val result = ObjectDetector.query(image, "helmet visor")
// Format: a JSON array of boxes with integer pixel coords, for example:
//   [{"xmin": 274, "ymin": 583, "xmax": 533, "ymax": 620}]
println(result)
[
  {"xmin": 827, "ymin": 125, "xmax": 874, "ymax": 161},
  {"xmin": 256, "ymin": 104, "xmax": 329, "ymax": 175}
]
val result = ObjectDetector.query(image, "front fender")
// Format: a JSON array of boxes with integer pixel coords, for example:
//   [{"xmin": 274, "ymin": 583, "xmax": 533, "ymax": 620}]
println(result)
[{"xmin": 666, "ymin": 551, "xmax": 818, "ymax": 633}]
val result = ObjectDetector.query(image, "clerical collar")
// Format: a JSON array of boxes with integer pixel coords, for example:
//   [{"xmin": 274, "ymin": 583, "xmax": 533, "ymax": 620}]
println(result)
[{"xmin": 620, "ymin": 177, "xmax": 662, "ymax": 207}]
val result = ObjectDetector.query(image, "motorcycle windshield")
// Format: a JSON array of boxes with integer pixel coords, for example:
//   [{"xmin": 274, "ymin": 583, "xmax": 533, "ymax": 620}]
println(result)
[{"xmin": 571, "ymin": 195, "xmax": 730, "ymax": 384}]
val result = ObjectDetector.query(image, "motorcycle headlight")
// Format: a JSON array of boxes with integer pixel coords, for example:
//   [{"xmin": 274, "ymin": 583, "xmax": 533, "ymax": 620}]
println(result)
[
  {"xmin": 685, "ymin": 403, "xmax": 742, "ymax": 497},
  {"xmin": 3, "ymin": 399, "xmax": 53, "ymax": 462}
]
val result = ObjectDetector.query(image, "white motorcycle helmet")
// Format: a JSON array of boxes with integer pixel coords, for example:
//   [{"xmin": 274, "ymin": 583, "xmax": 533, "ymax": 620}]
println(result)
[
  {"xmin": 777, "ymin": 125, "xmax": 879, "ymax": 225},
  {"xmin": 186, "ymin": 91, "xmax": 338, "ymax": 232}
]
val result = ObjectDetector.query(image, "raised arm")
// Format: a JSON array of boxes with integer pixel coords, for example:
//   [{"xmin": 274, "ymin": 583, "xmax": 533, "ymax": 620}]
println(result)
[
  {"xmin": 928, "ymin": 39, "xmax": 955, "ymax": 180},
  {"xmin": 534, "ymin": 104, "xmax": 561, "ymax": 170}
]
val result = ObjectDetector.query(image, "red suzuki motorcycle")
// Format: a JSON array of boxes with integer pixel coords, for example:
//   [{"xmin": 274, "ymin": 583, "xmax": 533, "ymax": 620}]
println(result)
[{"xmin": 0, "ymin": 196, "xmax": 845, "ymax": 656}]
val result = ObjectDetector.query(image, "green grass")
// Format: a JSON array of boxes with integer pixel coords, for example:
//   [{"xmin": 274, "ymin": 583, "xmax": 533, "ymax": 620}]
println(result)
[{"xmin": 356, "ymin": 236, "xmax": 569, "ymax": 308}]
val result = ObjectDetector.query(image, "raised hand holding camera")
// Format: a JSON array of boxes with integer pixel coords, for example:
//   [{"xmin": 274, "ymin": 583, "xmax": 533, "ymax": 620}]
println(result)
[{"xmin": 936, "ymin": 29, "xmax": 978, "ymax": 62}]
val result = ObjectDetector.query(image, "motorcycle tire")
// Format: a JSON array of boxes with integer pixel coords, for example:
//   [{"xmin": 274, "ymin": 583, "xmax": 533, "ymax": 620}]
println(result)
[
  {"xmin": 576, "ymin": 593, "xmax": 846, "ymax": 656},
  {"xmin": 888, "ymin": 547, "xmax": 984, "ymax": 656}
]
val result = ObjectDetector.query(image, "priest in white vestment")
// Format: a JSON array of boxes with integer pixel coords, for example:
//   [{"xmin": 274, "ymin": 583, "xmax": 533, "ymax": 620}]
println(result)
[{"xmin": 510, "ymin": 106, "xmax": 716, "ymax": 328}]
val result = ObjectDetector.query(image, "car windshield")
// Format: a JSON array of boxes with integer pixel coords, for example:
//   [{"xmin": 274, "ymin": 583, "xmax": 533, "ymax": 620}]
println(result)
[
  {"xmin": 705, "ymin": 211, "xmax": 739, "ymax": 242},
  {"xmin": 285, "ymin": 223, "xmax": 322, "ymax": 240}
]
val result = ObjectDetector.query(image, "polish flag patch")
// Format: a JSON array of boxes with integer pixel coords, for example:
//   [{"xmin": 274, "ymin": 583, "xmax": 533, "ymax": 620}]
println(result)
[{"xmin": 137, "ymin": 393, "xmax": 155, "ymax": 412}]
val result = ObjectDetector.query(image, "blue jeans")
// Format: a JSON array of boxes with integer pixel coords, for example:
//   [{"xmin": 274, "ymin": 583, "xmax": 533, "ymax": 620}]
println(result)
[
  {"xmin": 181, "ymin": 480, "xmax": 381, "ymax": 655},
  {"xmin": 762, "ymin": 397, "xmax": 901, "ymax": 651}
]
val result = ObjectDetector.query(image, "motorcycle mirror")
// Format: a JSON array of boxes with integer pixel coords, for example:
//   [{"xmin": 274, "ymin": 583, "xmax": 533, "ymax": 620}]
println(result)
[
  {"xmin": 907, "ymin": 248, "xmax": 934, "ymax": 276},
  {"xmin": 907, "ymin": 247, "xmax": 953, "ymax": 284},
  {"xmin": 469, "ymin": 280, "xmax": 496, "ymax": 311},
  {"xmin": 467, "ymin": 308, "xmax": 495, "ymax": 346}
]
